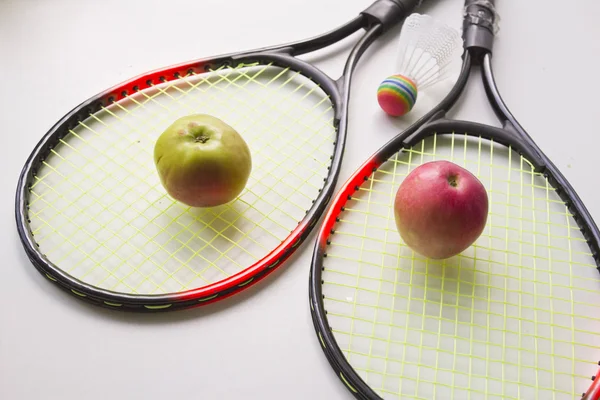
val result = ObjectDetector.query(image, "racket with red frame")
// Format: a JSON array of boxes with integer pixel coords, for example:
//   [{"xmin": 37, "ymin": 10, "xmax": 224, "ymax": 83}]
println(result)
[
  {"xmin": 15, "ymin": 0, "xmax": 429, "ymax": 312},
  {"xmin": 309, "ymin": 1, "xmax": 600, "ymax": 398}
]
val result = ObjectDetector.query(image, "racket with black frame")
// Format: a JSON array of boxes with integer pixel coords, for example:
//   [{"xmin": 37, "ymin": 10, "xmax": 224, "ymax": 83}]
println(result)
[
  {"xmin": 309, "ymin": 1, "xmax": 600, "ymax": 398},
  {"xmin": 15, "ymin": 0, "xmax": 431, "ymax": 312}
]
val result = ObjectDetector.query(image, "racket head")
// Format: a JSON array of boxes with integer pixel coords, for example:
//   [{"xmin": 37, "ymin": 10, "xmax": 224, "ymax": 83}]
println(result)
[
  {"xmin": 15, "ymin": 22, "xmax": 367, "ymax": 311},
  {"xmin": 310, "ymin": 122, "xmax": 600, "ymax": 399},
  {"xmin": 309, "ymin": 42, "xmax": 600, "ymax": 398}
]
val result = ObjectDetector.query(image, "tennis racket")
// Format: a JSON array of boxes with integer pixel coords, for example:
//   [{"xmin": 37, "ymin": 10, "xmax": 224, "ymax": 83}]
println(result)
[
  {"xmin": 15, "ymin": 0, "xmax": 428, "ymax": 312},
  {"xmin": 309, "ymin": 1, "xmax": 600, "ymax": 398}
]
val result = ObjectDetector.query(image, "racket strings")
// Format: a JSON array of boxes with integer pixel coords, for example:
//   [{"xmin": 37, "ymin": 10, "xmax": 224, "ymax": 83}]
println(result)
[
  {"xmin": 30, "ymin": 69, "xmax": 280, "ymax": 290},
  {"xmin": 27, "ymin": 61, "xmax": 337, "ymax": 294},
  {"xmin": 321, "ymin": 133, "xmax": 600, "ymax": 399},
  {"xmin": 144, "ymin": 63, "xmax": 336, "ymax": 189},
  {"xmin": 121, "ymin": 63, "xmax": 333, "ymax": 216}
]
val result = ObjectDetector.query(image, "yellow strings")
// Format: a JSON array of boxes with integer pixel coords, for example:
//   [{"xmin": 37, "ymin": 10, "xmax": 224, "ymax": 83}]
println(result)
[
  {"xmin": 322, "ymin": 133, "xmax": 599, "ymax": 398},
  {"xmin": 28, "ymin": 62, "xmax": 336, "ymax": 294}
]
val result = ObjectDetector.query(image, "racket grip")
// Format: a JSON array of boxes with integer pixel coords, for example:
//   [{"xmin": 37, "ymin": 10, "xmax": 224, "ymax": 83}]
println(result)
[
  {"xmin": 462, "ymin": 0, "xmax": 499, "ymax": 55},
  {"xmin": 362, "ymin": 0, "xmax": 422, "ymax": 32}
]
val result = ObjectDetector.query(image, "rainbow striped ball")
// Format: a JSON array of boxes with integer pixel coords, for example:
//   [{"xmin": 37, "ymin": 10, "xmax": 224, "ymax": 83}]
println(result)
[{"xmin": 377, "ymin": 74, "xmax": 418, "ymax": 117}]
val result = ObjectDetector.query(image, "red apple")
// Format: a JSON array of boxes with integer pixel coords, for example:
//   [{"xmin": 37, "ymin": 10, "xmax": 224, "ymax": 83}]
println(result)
[{"xmin": 393, "ymin": 160, "xmax": 488, "ymax": 259}]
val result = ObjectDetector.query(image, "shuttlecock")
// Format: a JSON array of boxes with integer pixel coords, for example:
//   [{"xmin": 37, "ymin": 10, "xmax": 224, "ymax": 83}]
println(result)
[{"xmin": 377, "ymin": 13, "xmax": 461, "ymax": 117}]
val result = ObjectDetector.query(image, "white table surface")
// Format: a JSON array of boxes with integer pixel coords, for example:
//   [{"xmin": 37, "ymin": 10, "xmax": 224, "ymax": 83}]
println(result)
[{"xmin": 2, "ymin": 0, "xmax": 600, "ymax": 399}]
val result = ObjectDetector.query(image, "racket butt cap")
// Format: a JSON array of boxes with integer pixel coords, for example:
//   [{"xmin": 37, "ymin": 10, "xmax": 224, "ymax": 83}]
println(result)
[{"xmin": 462, "ymin": 0, "xmax": 498, "ymax": 57}]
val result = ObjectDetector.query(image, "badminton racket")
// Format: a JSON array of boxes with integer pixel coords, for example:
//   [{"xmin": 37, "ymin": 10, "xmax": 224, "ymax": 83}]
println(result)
[
  {"xmin": 309, "ymin": 1, "xmax": 600, "ymax": 398},
  {"xmin": 15, "ymin": 0, "xmax": 428, "ymax": 312}
]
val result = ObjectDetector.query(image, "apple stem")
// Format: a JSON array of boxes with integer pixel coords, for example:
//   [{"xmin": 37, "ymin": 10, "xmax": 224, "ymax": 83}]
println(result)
[
  {"xmin": 448, "ymin": 175, "xmax": 458, "ymax": 187},
  {"xmin": 196, "ymin": 135, "xmax": 210, "ymax": 144}
]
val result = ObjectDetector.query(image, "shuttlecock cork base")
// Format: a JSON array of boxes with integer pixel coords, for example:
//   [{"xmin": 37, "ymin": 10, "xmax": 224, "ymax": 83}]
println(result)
[{"xmin": 377, "ymin": 13, "xmax": 461, "ymax": 117}]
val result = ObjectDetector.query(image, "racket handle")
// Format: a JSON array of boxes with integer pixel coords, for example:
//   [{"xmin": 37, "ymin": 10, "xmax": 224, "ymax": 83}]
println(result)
[
  {"xmin": 362, "ymin": 0, "xmax": 423, "ymax": 33},
  {"xmin": 462, "ymin": 0, "xmax": 498, "ymax": 56},
  {"xmin": 390, "ymin": 0, "xmax": 423, "ymax": 10},
  {"xmin": 464, "ymin": 0, "xmax": 494, "ymax": 5}
]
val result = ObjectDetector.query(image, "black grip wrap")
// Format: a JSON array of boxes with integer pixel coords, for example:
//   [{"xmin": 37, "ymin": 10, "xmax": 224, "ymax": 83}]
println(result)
[
  {"xmin": 361, "ymin": 0, "xmax": 422, "ymax": 32},
  {"xmin": 462, "ymin": 0, "xmax": 498, "ymax": 56}
]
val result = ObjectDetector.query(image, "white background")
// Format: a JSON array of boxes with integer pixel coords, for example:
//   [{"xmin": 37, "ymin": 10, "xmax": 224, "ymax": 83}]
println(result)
[{"xmin": 1, "ymin": 0, "xmax": 600, "ymax": 399}]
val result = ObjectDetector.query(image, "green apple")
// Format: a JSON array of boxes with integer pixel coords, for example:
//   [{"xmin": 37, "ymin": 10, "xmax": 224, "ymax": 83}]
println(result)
[{"xmin": 153, "ymin": 114, "xmax": 252, "ymax": 207}]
